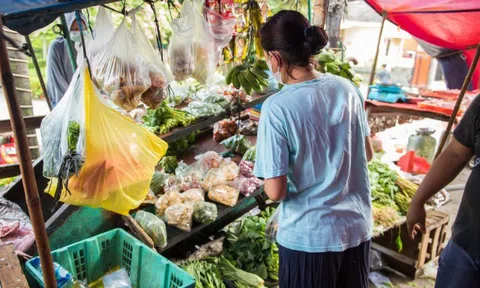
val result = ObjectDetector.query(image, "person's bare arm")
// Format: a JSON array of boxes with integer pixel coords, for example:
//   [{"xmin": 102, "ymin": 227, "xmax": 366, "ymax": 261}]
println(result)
[
  {"xmin": 365, "ymin": 136, "xmax": 374, "ymax": 162},
  {"xmin": 407, "ymin": 138, "xmax": 473, "ymax": 238},
  {"xmin": 264, "ymin": 175, "xmax": 288, "ymax": 202}
]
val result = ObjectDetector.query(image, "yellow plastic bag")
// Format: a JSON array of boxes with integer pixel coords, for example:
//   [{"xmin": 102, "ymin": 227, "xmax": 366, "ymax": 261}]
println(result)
[{"xmin": 45, "ymin": 64, "xmax": 167, "ymax": 215}]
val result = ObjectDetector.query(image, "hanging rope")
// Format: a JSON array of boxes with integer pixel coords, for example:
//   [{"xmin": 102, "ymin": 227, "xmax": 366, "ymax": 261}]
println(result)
[
  {"xmin": 75, "ymin": 10, "xmax": 93, "ymax": 77},
  {"xmin": 147, "ymin": 0, "xmax": 164, "ymax": 61}
]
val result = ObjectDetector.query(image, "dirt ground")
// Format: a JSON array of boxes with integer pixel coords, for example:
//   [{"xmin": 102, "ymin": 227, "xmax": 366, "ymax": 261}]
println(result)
[{"xmin": 370, "ymin": 169, "xmax": 471, "ymax": 288}]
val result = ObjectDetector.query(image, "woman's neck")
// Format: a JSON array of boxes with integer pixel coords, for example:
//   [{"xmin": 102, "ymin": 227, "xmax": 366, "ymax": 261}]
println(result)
[{"xmin": 283, "ymin": 66, "xmax": 320, "ymax": 84}]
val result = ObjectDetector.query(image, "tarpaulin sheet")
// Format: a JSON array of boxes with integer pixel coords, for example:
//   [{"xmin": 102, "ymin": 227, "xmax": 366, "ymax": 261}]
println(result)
[
  {"xmin": 366, "ymin": 0, "xmax": 480, "ymax": 88},
  {"xmin": 1, "ymin": 0, "xmax": 117, "ymax": 35}
]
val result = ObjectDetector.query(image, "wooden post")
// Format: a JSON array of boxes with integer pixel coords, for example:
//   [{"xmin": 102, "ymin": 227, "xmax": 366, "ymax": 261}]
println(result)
[
  {"xmin": 0, "ymin": 18, "xmax": 57, "ymax": 288},
  {"xmin": 25, "ymin": 35, "xmax": 52, "ymax": 111},
  {"xmin": 435, "ymin": 45, "xmax": 480, "ymax": 159},
  {"xmin": 326, "ymin": 0, "xmax": 345, "ymax": 48},
  {"xmin": 312, "ymin": 0, "xmax": 328, "ymax": 28},
  {"xmin": 368, "ymin": 11, "xmax": 387, "ymax": 87}
]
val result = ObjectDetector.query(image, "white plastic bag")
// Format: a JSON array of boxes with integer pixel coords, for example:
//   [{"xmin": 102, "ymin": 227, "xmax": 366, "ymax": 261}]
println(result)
[
  {"xmin": 88, "ymin": 7, "xmax": 115, "ymax": 58},
  {"xmin": 92, "ymin": 19, "xmax": 151, "ymax": 111},
  {"xmin": 102, "ymin": 268, "xmax": 132, "ymax": 288},
  {"xmin": 131, "ymin": 14, "xmax": 173, "ymax": 109},
  {"xmin": 265, "ymin": 208, "xmax": 279, "ymax": 242},
  {"xmin": 168, "ymin": 1, "xmax": 195, "ymax": 82}
]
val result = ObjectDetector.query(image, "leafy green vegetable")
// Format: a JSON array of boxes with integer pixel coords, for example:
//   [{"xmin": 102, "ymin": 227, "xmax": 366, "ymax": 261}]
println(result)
[
  {"xmin": 166, "ymin": 132, "xmax": 197, "ymax": 157},
  {"xmin": 368, "ymin": 160, "xmax": 400, "ymax": 208},
  {"xmin": 182, "ymin": 259, "xmax": 225, "ymax": 288},
  {"xmin": 67, "ymin": 121, "xmax": 80, "ymax": 152},
  {"xmin": 221, "ymin": 134, "xmax": 252, "ymax": 155},
  {"xmin": 159, "ymin": 156, "xmax": 178, "ymax": 174},
  {"xmin": 143, "ymin": 101, "xmax": 197, "ymax": 135},
  {"xmin": 217, "ymin": 256, "xmax": 265, "ymax": 287},
  {"xmin": 150, "ymin": 171, "xmax": 169, "ymax": 195},
  {"xmin": 193, "ymin": 201, "xmax": 218, "ymax": 224},
  {"xmin": 242, "ymin": 146, "xmax": 256, "ymax": 162},
  {"xmin": 134, "ymin": 211, "xmax": 167, "ymax": 248}
]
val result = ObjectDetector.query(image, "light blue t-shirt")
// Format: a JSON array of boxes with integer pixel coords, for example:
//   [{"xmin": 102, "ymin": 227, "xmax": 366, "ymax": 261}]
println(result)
[{"xmin": 254, "ymin": 74, "xmax": 372, "ymax": 253}]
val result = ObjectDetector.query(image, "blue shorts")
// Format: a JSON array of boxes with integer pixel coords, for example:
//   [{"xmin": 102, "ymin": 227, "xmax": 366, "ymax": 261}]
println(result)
[
  {"xmin": 436, "ymin": 240, "xmax": 480, "ymax": 288},
  {"xmin": 278, "ymin": 241, "xmax": 370, "ymax": 288}
]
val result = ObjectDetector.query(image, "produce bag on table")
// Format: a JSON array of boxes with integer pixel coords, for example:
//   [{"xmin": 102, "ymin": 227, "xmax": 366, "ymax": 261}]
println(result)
[
  {"xmin": 131, "ymin": 14, "xmax": 173, "ymax": 109},
  {"xmin": 42, "ymin": 64, "xmax": 168, "ymax": 215},
  {"xmin": 92, "ymin": 19, "xmax": 151, "ymax": 111}
]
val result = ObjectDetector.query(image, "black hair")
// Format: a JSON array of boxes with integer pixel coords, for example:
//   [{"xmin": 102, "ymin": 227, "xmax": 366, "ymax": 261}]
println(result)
[{"xmin": 260, "ymin": 10, "xmax": 328, "ymax": 71}]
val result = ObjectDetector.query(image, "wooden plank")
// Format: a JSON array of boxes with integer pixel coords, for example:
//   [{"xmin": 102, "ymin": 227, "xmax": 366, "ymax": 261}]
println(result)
[
  {"xmin": 0, "ymin": 115, "xmax": 44, "ymax": 133},
  {"xmin": 430, "ymin": 226, "xmax": 442, "ymax": 259},
  {"xmin": 0, "ymin": 244, "xmax": 29, "ymax": 288},
  {"xmin": 371, "ymin": 243, "xmax": 416, "ymax": 266},
  {"xmin": 0, "ymin": 163, "xmax": 21, "ymax": 178},
  {"xmin": 122, "ymin": 215, "xmax": 155, "ymax": 249}
]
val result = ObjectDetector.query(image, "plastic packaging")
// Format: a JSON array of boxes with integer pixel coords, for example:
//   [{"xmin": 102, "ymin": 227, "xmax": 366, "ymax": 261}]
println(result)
[
  {"xmin": 181, "ymin": 188, "xmax": 205, "ymax": 203},
  {"xmin": 43, "ymin": 65, "xmax": 168, "ymax": 215},
  {"xmin": 213, "ymin": 118, "xmax": 237, "ymax": 142},
  {"xmin": 168, "ymin": 1, "xmax": 195, "ymax": 81},
  {"xmin": 175, "ymin": 162, "xmax": 202, "ymax": 191},
  {"xmin": 134, "ymin": 210, "xmax": 167, "ymax": 248},
  {"xmin": 183, "ymin": 101, "xmax": 224, "ymax": 118},
  {"xmin": 238, "ymin": 160, "xmax": 254, "ymax": 178},
  {"xmin": 92, "ymin": 19, "xmax": 151, "ymax": 111},
  {"xmin": 221, "ymin": 134, "xmax": 252, "ymax": 155},
  {"xmin": 155, "ymin": 191, "xmax": 183, "ymax": 216},
  {"xmin": 265, "ymin": 208, "xmax": 279, "ymax": 242},
  {"xmin": 165, "ymin": 203, "xmax": 194, "ymax": 232},
  {"xmin": 0, "ymin": 198, "xmax": 35, "ymax": 252},
  {"xmin": 201, "ymin": 168, "xmax": 228, "ymax": 191},
  {"xmin": 219, "ymin": 160, "xmax": 239, "ymax": 181},
  {"xmin": 232, "ymin": 176, "xmax": 263, "ymax": 197},
  {"xmin": 131, "ymin": 15, "xmax": 173, "ymax": 109},
  {"xmin": 192, "ymin": 151, "xmax": 223, "ymax": 176},
  {"xmin": 88, "ymin": 7, "xmax": 115, "ymax": 58},
  {"xmin": 208, "ymin": 185, "xmax": 239, "ymax": 207},
  {"xmin": 193, "ymin": 201, "xmax": 218, "ymax": 224},
  {"xmin": 102, "ymin": 268, "xmax": 132, "ymax": 288},
  {"xmin": 239, "ymin": 119, "xmax": 258, "ymax": 136}
]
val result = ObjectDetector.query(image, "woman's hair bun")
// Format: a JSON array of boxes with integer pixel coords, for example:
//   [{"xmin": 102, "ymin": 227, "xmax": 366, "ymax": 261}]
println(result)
[{"xmin": 304, "ymin": 26, "xmax": 328, "ymax": 54}]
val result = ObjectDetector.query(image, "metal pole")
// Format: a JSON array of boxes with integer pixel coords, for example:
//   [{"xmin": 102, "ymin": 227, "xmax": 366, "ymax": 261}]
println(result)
[
  {"xmin": 25, "ymin": 36, "xmax": 52, "ymax": 111},
  {"xmin": 308, "ymin": 0, "xmax": 312, "ymax": 22},
  {"xmin": 368, "ymin": 11, "xmax": 387, "ymax": 88},
  {"xmin": 0, "ymin": 17, "xmax": 57, "ymax": 288},
  {"xmin": 60, "ymin": 15, "xmax": 77, "ymax": 71},
  {"xmin": 435, "ymin": 45, "xmax": 480, "ymax": 159}
]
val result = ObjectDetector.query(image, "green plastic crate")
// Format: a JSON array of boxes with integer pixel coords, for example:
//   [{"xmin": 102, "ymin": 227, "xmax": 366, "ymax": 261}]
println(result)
[{"xmin": 25, "ymin": 228, "xmax": 195, "ymax": 288}]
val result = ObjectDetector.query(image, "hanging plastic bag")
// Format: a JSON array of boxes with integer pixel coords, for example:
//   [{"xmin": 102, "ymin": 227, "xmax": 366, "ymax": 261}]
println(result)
[
  {"xmin": 92, "ymin": 19, "xmax": 151, "ymax": 111},
  {"xmin": 265, "ymin": 208, "xmax": 279, "ymax": 242},
  {"xmin": 43, "ymin": 64, "xmax": 168, "ymax": 215},
  {"xmin": 191, "ymin": 0, "xmax": 216, "ymax": 84},
  {"xmin": 168, "ymin": 1, "xmax": 195, "ymax": 82},
  {"xmin": 205, "ymin": 9, "xmax": 235, "ymax": 61},
  {"xmin": 88, "ymin": 7, "xmax": 115, "ymax": 58},
  {"xmin": 131, "ymin": 14, "xmax": 173, "ymax": 109}
]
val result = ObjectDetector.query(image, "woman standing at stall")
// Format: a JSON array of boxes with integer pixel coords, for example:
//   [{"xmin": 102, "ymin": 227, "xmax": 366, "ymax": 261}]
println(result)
[{"xmin": 254, "ymin": 11, "xmax": 374, "ymax": 288}]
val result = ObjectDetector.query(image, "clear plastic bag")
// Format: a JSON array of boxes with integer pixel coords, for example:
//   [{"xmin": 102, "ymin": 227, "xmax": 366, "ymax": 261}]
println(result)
[
  {"xmin": 168, "ymin": 1, "xmax": 195, "ymax": 82},
  {"xmin": 131, "ymin": 15, "xmax": 173, "ymax": 109},
  {"xmin": 191, "ymin": 0, "xmax": 216, "ymax": 84},
  {"xmin": 181, "ymin": 188, "xmax": 205, "ymax": 203},
  {"xmin": 102, "ymin": 268, "xmax": 132, "ymax": 288},
  {"xmin": 183, "ymin": 101, "xmax": 224, "ymax": 118},
  {"xmin": 238, "ymin": 160, "xmax": 254, "ymax": 178},
  {"xmin": 92, "ymin": 19, "xmax": 151, "ymax": 111},
  {"xmin": 192, "ymin": 151, "xmax": 223, "ymax": 176},
  {"xmin": 232, "ymin": 176, "xmax": 263, "ymax": 197},
  {"xmin": 165, "ymin": 203, "xmax": 194, "ymax": 232},
  {"xmin": 219, "ymin": 159, "xmax": 239, "ymax": 181},
  {"xmin": 155, "ymin": 190, "xmax": 183, "ymax": 216},
  {"xmin": 44, "ymin": 65, "xmax": 168, "ymax": 215},
  {"xmin": 134, "ymin": 210, "xmax": 167, "ymax": 248},
  {"xmin": 208, "ymin": 185, "xmax": 239, "ymax": 207},
  {"xmin": 201, "ymin": 168, "xmax": 228, "ymax": 191},
  {"xmin": 88, "ymin": 7, "xmax": 115, "ymax": 58},
  {"xmin": 193, "ymin": 201, "xmax": 218, "ymax": 224},
  {"xmin": 265, "ymin": 208, "xmax": 279, "ymax": 242},
  {"xmin": 221, "ymin": 134, "xmax": 252, "ymax": 155},
  {"xmin": 0, "ymin": 198, "xmax": 34, "ymax": 252},
  {"xmin": 175, "ymin": 162, "xmax": 202, "ymax": 191}
]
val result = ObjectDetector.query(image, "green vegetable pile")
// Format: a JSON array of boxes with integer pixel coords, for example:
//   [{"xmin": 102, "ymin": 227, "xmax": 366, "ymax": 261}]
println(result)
[
  {"xmin": 159, "ymin": 156, "xmax": 178, "ymax": 174},
  {"xmin": 316, "ymin": 49, "xmax": 362, "ymax": 87},
  {"xmin": 223, "ymin": 207, "xmax": 279, "ymax": 281},
  {"xmin": 221, "ymin": 134, "xmax": 253, "ymax": 155},
  {"xmin": 67, "ymin": 120, "xmax": 80, "ymax": 152},
  {"xmin": 143, "ymin": 101, "xmax": 197, "ymax": 135},
  {"xmin": 242, "ymin": 146, "xmax": 256, "ymax": 162},
  {"xmin": 166, "ymin": 133, "xmax": 197, "ymax": 157}
]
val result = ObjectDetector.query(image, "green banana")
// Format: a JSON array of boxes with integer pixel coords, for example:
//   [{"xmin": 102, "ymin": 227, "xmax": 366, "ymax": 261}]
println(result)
[
  {"xmin": 250, "ymin": 66, "xmax": 269, "ymax": 79},
  {"xmin": 226, "ymin": 67, "xmax": 236, "ymax": 85},
  {"xmin": 254, "ymin": 59, "xmax": 269, "ymax": 70},
  {"xmin": 243, "ymin": 69, "xmax": 263, "ymax": 93},
  {"xmin": 238, "ymin": 73, "xmax": 252, "ymax": 95}
]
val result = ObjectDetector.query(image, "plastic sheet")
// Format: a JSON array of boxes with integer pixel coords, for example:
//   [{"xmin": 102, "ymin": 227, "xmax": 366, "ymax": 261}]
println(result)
[
  {"xmin": 265, "ymin": 208, "xmax": 279, "ymax": 242},
  {"xmin": 0, "ymin": 198, "xmax": 34, "ymax": 252},
  {"xmin": 92, "ymin": 19, "xmax": 151, "ymax": 111},
  {"xmin": 43, "ymin": 65, "xmax": 168, "ymax": 215},
  {"xmin": 102, "ymin": 268, "xmax": 132, "ymax": 288},
  {"xmin": 88, "ymin": 7, "xmax": 115, "ymax": 58}
]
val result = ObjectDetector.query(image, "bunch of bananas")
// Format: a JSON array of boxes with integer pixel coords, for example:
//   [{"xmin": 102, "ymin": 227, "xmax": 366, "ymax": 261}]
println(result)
[
  {"xmin": 226, "ymin": 59, "xmax": 269, "ymax": 95},
  {"xmin": 317, "ymin": 50, "xmax": 363, "ymax": 87}
]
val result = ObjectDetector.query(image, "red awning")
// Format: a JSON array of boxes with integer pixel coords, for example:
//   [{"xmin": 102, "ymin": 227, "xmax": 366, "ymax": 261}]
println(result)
[{"xmin": 366, "ymin": 0, "xmax": 480, "ymax": 88}]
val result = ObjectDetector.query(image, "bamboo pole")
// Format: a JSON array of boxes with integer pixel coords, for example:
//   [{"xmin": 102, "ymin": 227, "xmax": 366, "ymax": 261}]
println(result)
[
  {"xmin": 368, "ymin": 11, "xmax": 387, "ymax": 88},
  {"xmin": 0, "ymin": 17, "xmax": 57, "ymax": 288},
  {"xmin": 434, "ymin": 45, "xmax": 480, "ymax": 159},
  {"xmin": 25, "ymin": 35, "xmax": 52, "ymax": 111}
]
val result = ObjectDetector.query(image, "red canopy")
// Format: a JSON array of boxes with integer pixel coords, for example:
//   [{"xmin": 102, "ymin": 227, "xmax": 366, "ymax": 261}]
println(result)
[{"xmin": 366, "ymin": 0, "xmax": 480, "ymax": 88}]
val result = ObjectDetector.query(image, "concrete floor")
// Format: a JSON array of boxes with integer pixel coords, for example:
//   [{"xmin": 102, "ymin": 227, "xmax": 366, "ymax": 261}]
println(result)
[{"xmin": 371, "ymin": 169, "xmax": 471, "ymax": 288}]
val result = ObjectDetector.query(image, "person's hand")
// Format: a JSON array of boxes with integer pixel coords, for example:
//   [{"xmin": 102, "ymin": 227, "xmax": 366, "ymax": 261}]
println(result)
[{"xmin": 406, "ymin": 201, "xmax": 427, "ymax": 239}]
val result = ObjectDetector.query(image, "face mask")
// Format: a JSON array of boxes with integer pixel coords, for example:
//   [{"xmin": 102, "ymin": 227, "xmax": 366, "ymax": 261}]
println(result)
[
  {"xmin": 70, "ymin": 31, "xmax": 90, "ymax": 43},
  {"xmin": 267, "ymin": 54, "xmax": 284, "ymax": 85}
]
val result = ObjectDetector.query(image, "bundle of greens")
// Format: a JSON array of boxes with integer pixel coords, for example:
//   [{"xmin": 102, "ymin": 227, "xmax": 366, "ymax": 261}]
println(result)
[
  {"xmin": 221, "ymin": 134, "xmax": 252, "ymax": 155},
  {"xmin": 143, "ymin": 101, "xmax": 197, "ymax": 135},
  {"xmin": 159, "ymin": 156, "xmax": 178, "ymax": 174},
  {"xmin": 166, "ymin": 133, "xmax": 197, "ymax": 157},
  {"xmin": 368, "ymin": 160, "xmax": 400, "ymax": 209},
  {"xmin": 182, "ymin": 259, "xmax": 225, "ymax": 288},
  {"xmin": 224, "ymin": 207, "xmax": 279, "ymax": 281}
]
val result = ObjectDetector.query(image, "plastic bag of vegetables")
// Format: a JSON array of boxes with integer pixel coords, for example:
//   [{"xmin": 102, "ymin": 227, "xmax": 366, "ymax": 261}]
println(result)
[
  {"xmin": 92, "ymin": 18, "xmax": 153, "ymax": 111},
  {"xmin": 242, "ymin": 146, "xmax": 256, "ymax": 163},
  {"xmin": 134, "ymin": 210, "xmax": 167, "ymax": 248},
  {"xmin": 165, "ymin": 203, "xmax": 194, "ymax": 232},
  {"xmin": 193, "ymin": 201, "xmax": 217, "ymax": 224},
  {"xmin": 181, "ymin": 188, "xmax": 205, "ymax": 203},
  {"xmin": 221, "ymin": 134, "xmax": 252, "ymax": 155},
  {"xmin": 208, "ymin": 185, "xmax": 239, "ymax": 207},
  {"xmin": 131, "ymin": 14, "xmax": 173, "ymax": 109},
  {"xmin": 155, "ymin": 190, "xmax": 183, "ymax": 216},
  {"xmin": 150, "ymin": 171, "xmax": 169, "ymax": 195},
  {"xmin": 43, "ymin": 64, "xmax": 168, "ymax": 215}
]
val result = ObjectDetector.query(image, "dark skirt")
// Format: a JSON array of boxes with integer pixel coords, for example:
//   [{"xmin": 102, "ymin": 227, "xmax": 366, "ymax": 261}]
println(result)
[{"xmin": 278, "ymin": 241, "xmax": 370, "ymax": 288}]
